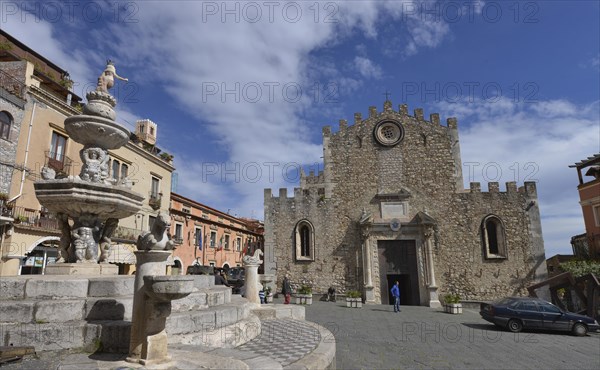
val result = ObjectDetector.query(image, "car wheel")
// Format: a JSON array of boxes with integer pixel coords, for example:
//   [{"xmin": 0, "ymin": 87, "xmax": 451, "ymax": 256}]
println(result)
[
  {"xmin": 572, "ymin": 323, "xmax": 587, "ymax": 337},
  {"xmin": 507, "ymin": 319, "xmax": 523, "ymax": 333}
]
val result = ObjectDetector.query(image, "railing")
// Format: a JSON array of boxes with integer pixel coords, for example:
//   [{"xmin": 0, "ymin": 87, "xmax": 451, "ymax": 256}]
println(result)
[
  {"xmin": 11, "ymin": 206, "xmax": 59, "ymax": 231},
  {"xmin": 0, "ymin": 200, "xmax": 14, "ymax": 218},
  {"xmin": 113, "ymin": 225, "xmax": 143, "ymax": 243},
  {"xmin": 0, "ymin": 68, "xmax": 26, "ymax": 100},
  {"xmin": 45, "ymin": 151, "xmax": 74, "ymax": 177},
  {"xmin": 148, "ymin": 192, "xmax": 162, "ymax": 210}
]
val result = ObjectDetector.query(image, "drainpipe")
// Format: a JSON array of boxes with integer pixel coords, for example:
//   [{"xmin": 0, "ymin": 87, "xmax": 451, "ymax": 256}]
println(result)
[{"xmin": 9, "ymin": 100, "xmax": 37, "ymax": 203}]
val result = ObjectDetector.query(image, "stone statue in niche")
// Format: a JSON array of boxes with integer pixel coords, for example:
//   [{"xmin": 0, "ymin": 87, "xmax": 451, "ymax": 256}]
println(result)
[
  {"xmin": 80, "ymin": 147, "xmax": 109, "ymax": 182},
  {"xmin": 97, "ymin": 60, "xmax": 128, "ymax": 93}
]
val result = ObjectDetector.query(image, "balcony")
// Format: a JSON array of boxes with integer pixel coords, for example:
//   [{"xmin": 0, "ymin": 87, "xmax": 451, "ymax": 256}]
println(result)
[
  {"xmin": 149, "ymin": 192, "xmax": 162, "ymax": 210},
  {"xmin": 45, "ymin": 151, "xmax": 73, "ymax": 178},
  {"xmin": 11, "ymin": 206, "xmax": 60, "ymax": 232},
  {"xmin": 113, "ymin": 225, "xmax": 143, "ymax": 243}
]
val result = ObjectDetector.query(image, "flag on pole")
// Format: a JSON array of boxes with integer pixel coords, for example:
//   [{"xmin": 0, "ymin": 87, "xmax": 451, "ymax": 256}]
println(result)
[
  {"xmin": 217, "ymin": 235, "xmax": 223, "ymax": 251},
  {"xmin": 241, "ymin": 239, "xmax": 249, "ymax": 256}
]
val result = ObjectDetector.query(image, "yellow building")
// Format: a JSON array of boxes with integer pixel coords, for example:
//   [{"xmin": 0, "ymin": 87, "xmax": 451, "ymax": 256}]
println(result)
[{"xmin": 0, "ymin": 31, "xmax": 174, "ymax": 276}]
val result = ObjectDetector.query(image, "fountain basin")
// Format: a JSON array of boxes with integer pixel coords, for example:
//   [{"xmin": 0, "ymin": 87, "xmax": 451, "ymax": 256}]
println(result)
[
  {"xmin": 34, "ymin": 179, "xmax": 144, "ymax": 219},
  {"xmin": 64, "ymin": 115, "xmax": 130, "ymax": 149},
  {"xmin": 144, "ymin": 275, "xmax": 194, "ymax": 302}
]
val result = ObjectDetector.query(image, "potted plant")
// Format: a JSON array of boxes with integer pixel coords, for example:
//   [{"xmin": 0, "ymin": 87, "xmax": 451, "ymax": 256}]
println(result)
[
  {"xmin": 295, "ymin": 285, "xmax": 313, "ymax": 305},
  {"xmin": 346, "ymin": 290, "xmax": 362, "ymax": 308},
  {"xmin": 443, "ymin": 293, "xmax": 462, "ymax": 314}
]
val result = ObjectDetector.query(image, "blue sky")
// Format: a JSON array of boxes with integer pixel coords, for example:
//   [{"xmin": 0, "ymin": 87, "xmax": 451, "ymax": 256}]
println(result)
[{"xmin": 1, "ymin": 1, "xmax": 599, "ymax": 258}]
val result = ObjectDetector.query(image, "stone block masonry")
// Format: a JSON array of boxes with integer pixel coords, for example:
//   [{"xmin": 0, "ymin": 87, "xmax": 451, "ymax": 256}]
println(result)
[{"xmin": 264, "ymin": 100, "xmax": 547, "ymax": 305}]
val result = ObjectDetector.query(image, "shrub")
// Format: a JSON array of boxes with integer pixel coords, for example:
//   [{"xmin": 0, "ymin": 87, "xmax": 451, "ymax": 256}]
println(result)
[
  {"xmin": 347, "ymin": 290, "xmax": 361, "ymax": 298},
  {"xmin": 444, "ymin": 294, "xmax": 461, "ymax": 304},
  {"xmin": 298, "ymin": 285, "xmax": 312, "ymax": 295}
]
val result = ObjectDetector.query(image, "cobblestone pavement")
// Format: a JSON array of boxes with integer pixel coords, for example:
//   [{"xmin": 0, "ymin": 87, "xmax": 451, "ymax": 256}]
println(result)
[{"xmin": 303, "ymin": 299, "xmax": 600, "ymax": 370}]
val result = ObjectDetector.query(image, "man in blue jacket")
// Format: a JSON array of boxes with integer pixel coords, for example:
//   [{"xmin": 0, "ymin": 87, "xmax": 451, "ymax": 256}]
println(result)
[{"xmin": 391, "ymin": 281, "xmax": 401, "ymax": 313}]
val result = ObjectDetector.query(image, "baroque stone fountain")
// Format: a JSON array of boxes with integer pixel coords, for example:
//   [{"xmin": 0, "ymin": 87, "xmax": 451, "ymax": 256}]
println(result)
[{"xmin": 34, "ymin": 61, "xmax": 144, "ymax": 275}]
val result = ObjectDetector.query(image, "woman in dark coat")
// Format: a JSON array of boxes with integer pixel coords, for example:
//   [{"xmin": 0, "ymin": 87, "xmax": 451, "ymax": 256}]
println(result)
[{"xmin": 282, "ymin": 276, "xmax": 291, "ymax": 304}]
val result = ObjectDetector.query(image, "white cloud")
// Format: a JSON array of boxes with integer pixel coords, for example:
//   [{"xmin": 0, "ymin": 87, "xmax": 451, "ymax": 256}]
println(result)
[{"xmin": 353, "ymin": 56, "xmax": 382, "ymax": 79}]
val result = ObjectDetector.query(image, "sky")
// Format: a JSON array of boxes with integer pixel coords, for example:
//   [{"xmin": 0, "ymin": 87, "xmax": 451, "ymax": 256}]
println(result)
[{"xmin": 1, "ymin": 0, "xmax": 599, "ymax": 258}]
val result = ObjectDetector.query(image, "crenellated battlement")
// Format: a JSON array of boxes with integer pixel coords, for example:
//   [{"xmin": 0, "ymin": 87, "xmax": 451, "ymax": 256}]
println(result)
[
  {"xmin": 264, "ymin": 186, "xmax": 326, "ymax": 204},
  {"xmin": 468, "ymin": 181, "xmax": 538, "ymax": 198},
  {"xmin": 324, "ymin": 100, "xmax": 458, "ymax": 136}
]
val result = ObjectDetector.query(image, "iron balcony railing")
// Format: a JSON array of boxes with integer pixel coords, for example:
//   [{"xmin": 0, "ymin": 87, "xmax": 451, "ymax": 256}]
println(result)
[
  {"xmin": 11, "ymin": 206, "xmax": 59, "ymax": 231},
  {"xmin": 113, "ymin": 225, "xmax": 144, "ymax": 243},
  {"xmin": 0, "ymin": 200, "xmax": 14, "ymax": 218},
  {"xmin": 148, "ymin": 192, "xmax": 162, "ymax": 210},
  {"xmin": 45, "ymin": 151, "xmax": 74, "ymax": 177}
]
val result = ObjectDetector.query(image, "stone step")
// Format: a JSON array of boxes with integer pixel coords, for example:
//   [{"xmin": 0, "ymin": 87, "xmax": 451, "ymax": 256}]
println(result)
[
  {"xmin": 0, "ymin": 274, "xmax": 214, "ymax": 301},
  {"xmin": 0, "ymin": 298, "xmax": 256, "ymax": 353},
  {"xmin": 0, "ymin": 289, "xmax": 232, "ymax": 324}
]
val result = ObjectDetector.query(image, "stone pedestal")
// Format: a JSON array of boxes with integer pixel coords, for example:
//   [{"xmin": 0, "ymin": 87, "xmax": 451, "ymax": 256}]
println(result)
[
  {"xmin": 127, "ymin": 251, "xmax": 193, "ymax": 366},
  {"xmin": 45, "ymin": 263, "xmax": 118, "ymax": 275},
  {"xmin": 244, "ymin": 263, "xmax": 260, "ymax": 305},
  {"xmin": 364, "ymin": 285, "xmax": 375, "ymax": 304},
  {"xmin": 428, "ymin": 286, "xmax": 441, "ymax": 308},
  {"xmin": 127, "ymin": 250, "xmax": 170, "ymax": 363}
]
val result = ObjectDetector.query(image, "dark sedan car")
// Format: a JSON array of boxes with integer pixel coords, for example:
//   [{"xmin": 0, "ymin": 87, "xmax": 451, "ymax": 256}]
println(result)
[{"xmin": 480, "ymin": 297, "xmax": 599, "ymax": 336}]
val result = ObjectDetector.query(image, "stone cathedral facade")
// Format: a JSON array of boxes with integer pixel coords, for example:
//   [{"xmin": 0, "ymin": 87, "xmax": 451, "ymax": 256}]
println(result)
[{"xmin": 263, "ymin": 100, "xmax": 547, "ymax": 306}]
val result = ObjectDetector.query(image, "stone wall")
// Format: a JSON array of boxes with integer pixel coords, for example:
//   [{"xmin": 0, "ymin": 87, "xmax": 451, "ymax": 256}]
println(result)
[{"xmin": 265, "ymin": 101, "xmax": 547, "ymax": 302}]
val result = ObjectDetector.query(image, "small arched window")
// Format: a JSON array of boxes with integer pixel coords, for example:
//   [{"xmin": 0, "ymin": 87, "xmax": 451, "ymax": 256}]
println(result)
[
  {"xmin": 295, "ymin": 220, "xmax": 315, "ymax": 261},
  {"xmin": 0, "ymin": 111, "xmax": 13, "ymax": 140},
  {"xmin": 481, "ymin": 215, "xmax": 507, "ymax": 259}
]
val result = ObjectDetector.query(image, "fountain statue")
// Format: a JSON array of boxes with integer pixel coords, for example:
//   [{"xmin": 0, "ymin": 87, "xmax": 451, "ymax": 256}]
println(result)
[
  {"xmin": 127, "ymin": 211, "xmax": 194, "ymax": 365},
  {"xmin": 34, "ymin": 60, "xmax": 144, "ymax": 274}
]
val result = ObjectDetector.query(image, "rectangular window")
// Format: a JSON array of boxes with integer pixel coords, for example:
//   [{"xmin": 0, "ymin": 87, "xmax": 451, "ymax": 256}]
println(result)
[
  {"xmin": 236, "ymin": 237, "xmax": 242, "ymax": 251},
  {"xmin": 151, "ymin": 177, "xmax": 160, "ymax": 197},
  {"xmin": 210, "ymin": 231, "xmax": 216, "ymax": 248},
  {"xmin": 112, "ymin": 159, "xmax": 121, "ymax": 180},
  {"xmin": 0, "ymin": 111, "xmax": 11, "ymax": 140},
  {"xmin": 121, "ymin": 163, "xmax": 128, "ymax": 179},
  {"xmin": 195, "ymin": 227, "xmax": 202, "ymax": 246},
  {"xmin": 224, "ymin": 234, "xmax": 230, "ymax": 250},
  {"xmin": 593, "ymin": 205, "xmax": 600, "ymax": 227},
  {"xmin": 50, "ymin": 132, "xmax": 67, "ymax": 161},
  {"xmin": 175, "ymin": 223, "xmax": 183, "ymax": 241},
  {"xmin": 148, "ymin": 215, "xmax": 156, "ymax": 230}
]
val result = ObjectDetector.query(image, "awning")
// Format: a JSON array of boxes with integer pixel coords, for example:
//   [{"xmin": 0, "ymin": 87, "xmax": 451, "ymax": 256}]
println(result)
[{"xmin": 106, "ymin": 244, "xmax": 136, "ymax": 265}]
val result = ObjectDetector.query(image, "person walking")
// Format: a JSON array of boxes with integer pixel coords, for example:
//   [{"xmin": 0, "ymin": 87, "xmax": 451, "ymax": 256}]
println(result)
[
  {"xmin": 391, "ymin": 281, "xmax": 401, "ymax": 312},
  {"xmin": 282, "ymin": 275, "xmax": 292, "ymax": 304}
]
